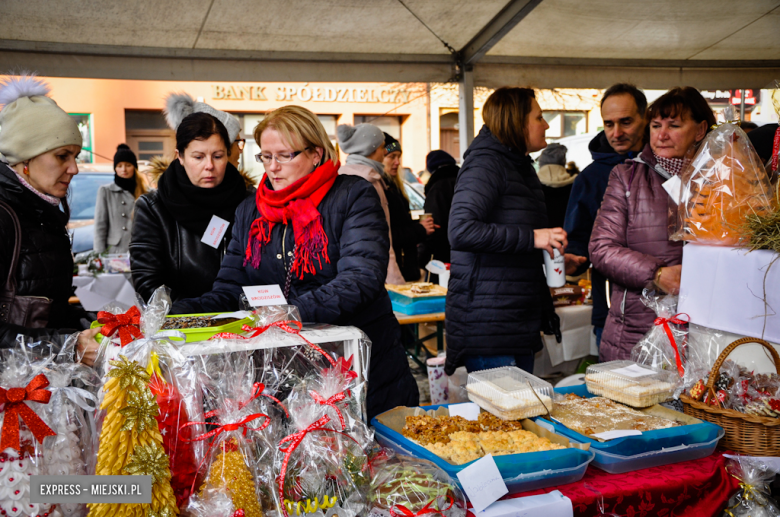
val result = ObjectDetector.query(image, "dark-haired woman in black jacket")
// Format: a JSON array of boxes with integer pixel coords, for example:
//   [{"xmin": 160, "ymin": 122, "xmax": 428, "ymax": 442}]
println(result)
[
  {"xmin": 445, "ymin": 87, "xmax": 565, "ymax": 376},
  {"xmin": 130, "ymin": 112, "xmax": 250, "ymax": 302}
]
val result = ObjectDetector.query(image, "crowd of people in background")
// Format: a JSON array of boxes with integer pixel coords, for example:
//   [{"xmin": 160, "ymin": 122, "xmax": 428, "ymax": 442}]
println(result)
[{"xmin": 1, "ymin": 72, "xmax": 778, "ymax": 418}]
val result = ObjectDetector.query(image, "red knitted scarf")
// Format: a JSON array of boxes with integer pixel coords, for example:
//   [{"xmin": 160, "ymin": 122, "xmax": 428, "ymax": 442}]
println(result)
[{"xmin": 245, "ymin": 160, "xmax": 339, "ymax": 278}]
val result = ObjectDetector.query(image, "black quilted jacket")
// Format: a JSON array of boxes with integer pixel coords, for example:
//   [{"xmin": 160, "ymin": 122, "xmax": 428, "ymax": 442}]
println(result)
[
  {"xmin": 445, "ymin": 126, "xmax": 550, "ymax": 375},
  {"xmin": 0, "ymin": 164, "xmax": 84, "ymax": 348},
  {"xmin": 171, "ymin": 174, "xmax": 419, "ymax": 420}
]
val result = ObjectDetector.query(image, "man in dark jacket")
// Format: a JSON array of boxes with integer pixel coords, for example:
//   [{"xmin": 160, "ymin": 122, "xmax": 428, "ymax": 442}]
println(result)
[
  {"xmin": 563, "ymin": 84, "xmax": 648, "ymax": 348},
  {"xmin": 419, "ymin": 150, "xmax": 459, "ymax": 268}
]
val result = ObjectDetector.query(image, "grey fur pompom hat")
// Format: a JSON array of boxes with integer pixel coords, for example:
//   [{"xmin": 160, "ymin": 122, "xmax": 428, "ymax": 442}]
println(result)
[
  {"xmin": 163, "ymin": 92, "xmax": 241, "ymax": 143},
  {"xmin": 0, "ymin": 73, "xmax": 82, "ymax": 165},
  {"xmin": 337, "ymin": 123, "xmax": 385, "ymax": 157}
]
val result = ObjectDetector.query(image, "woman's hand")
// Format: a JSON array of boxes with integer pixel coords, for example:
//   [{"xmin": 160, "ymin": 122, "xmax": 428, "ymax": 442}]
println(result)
[
  {"xmin": 76, "ymin": 327, "xmax": 101, "ymax": 366},
  {"xmin": 655, "ymin": 265, "xmax": 682, "ymax": 295},
  {"xmin": 420, "ymin": 216, "xmax": 438, "ymax": 236},
  {"xmin": 534, "ymin": 228, "xmax": 568, "ymax": 258},
  {"xmin": 564, "ymin": 253, "xmax": 588, "ymax": 275}
]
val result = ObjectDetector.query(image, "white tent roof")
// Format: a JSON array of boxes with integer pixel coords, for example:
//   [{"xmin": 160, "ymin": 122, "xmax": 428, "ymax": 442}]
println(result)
[{"xmin": 2, "ymin": 0, "xmax": 779, "ymax": 88}]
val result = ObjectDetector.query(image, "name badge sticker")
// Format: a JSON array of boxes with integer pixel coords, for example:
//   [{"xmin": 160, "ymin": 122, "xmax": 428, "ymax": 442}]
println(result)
[{"xmin": 201, "ymin": 215, "xmax": 230, "ymax": 248}]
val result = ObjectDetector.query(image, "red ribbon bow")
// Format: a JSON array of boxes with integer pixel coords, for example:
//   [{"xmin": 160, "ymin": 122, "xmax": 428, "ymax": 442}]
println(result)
[
  {"xmin": 390, "ymin": 496, "xmax": 455, "ymax": 517},
  {"xmin": 0, "ymin": 374, "xmax": 57, "ymax": 452},
  {"xmin": 309, "ymin": 390, "xmax": 348, "ymax": 431},
  {"xmin": 97, "ymin": 306, "xmax": 142, "ymax": 346},
  {"xmin": 210, "ymin": 320, "xmax": 337, "ymax": 367},
  {"xmin": 202, "ymin": 382, "xmax": 289, "ymax": 420},
  {"xmin": 653, "ymin": 313, "xmax": 689, "ymax": 377}
]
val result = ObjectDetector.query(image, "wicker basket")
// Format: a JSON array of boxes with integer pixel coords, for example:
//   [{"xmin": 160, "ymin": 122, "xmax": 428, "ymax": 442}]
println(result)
[{"xmin": 680, "ymin": 337, "xmax": 780, "ymax": 456}]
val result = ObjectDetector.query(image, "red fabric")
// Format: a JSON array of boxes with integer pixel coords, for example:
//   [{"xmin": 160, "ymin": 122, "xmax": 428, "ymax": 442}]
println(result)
[
  {"xmin": 149, "ymin": 373, "xmax": 198, "ymax": 509},
  {"xmin": 245, "ymin": 160, "xmax": 339, "ymax": 278},
  {"xmin": 468, "ymin": 452, "xmax": 739, "ymax": 517}
]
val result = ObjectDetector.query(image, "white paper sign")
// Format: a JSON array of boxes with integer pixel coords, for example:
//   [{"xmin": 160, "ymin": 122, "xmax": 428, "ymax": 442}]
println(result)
[
  {"xmin": 448, "ymin": 402, "xmax": 481, "ymax": 421},
  {"xmin": 477, "ymin": 491, "xmax": 573, "ymax": 517},
  {"xmin": 661, "ymin": 175, "xmax": 682, "ymax": 204},
  {"xmin": 591, "ymin": 430, "xmax": 643, "ymax": 440},
  {"xmin": 611, "ymin": 364, "xmax": 656, "ymax": 378},
  {"xmin": 242, "ymin": 285, "xmax": 287, "ymax": 307},
  {"xmin": 456, "ymin": 455, "xmax": 508, "ymax": 513},
  {"xmin": 201, "ymin": 215, "xmax": 230, "ymax": 248}
]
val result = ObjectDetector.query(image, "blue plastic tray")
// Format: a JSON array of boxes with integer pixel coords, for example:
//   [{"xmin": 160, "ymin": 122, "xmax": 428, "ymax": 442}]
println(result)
[
  {"xmin": 371, "ymin": 404, "xmax": 594, "ymax": 495},
  {"xmin": 388, "ymin": 290, "xmax": 446, "ymax": 315},
  {"xmin": 533, "ymin": 385, "xmax": 724, "ymax": 473}
]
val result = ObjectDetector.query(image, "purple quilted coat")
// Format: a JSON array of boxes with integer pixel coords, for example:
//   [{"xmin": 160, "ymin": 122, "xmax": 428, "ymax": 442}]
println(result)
[{"xmin": 588, "ymin": 144, "xmax": 683, "ymax": 362}]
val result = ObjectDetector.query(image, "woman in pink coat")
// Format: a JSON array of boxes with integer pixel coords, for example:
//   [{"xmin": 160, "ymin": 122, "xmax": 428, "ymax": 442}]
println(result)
[{"xmin": 589, "ymin": 87, "xmax": 716, "ymax": 362}]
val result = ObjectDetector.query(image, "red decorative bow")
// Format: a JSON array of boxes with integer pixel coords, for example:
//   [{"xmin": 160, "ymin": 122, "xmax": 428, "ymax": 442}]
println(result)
[
  {"xmin": 309, "ymin": 390, "xmax": 348, "ymax": 431},
  {"xmin": 653, "ymin": 313, "xmax": 690, "ymax": 377},
  {"xmin": 0, "ymin": 374, "xmax": 56, "ymax": 452},
  {"xmin": 202, "ymin": 382, "xmax": 289, "ymax": 420},
  {"xmin": 210, "ymin": 320, "xmax": 337, "ymax": 367},
  {"xmin": 97, "ymin": 306, "xmax": 142, "ymax": 346},
  {"xmin": 390, "ymin": 496, "xmax": 455, "ymax": 517}
]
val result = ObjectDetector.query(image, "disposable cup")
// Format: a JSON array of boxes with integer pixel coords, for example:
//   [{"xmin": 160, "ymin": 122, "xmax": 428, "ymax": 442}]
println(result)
[{"xmin": 543, "ymin": 248, "xmax": 566, "ymax": 287}]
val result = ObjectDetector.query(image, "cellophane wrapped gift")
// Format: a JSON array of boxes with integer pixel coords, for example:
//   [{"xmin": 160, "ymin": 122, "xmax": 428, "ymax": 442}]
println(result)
[
  {"xmin": 367, "ymin": 455, "xmax": 466, "ymax": 517},
  {"xmin": 630, "ymin": 292, "xmax": 688, "ymax": 394},
  {"xmin": 189, "ymin": 350, "xmax": 282, "ymax": 517},
  {"xmin": 722, "ymin": 455, "xmax": 780, "ymax": 516},
  {"xmin": 671, "ymin": 106, "xmax": 776, "ymax": 245},
  {"xmin": 0, "ymin": 342, "xmax": 98, "ymax": 517},
  {"xmin": 117, "ymin": 286, "xmax": 200, "ymax": 510}
]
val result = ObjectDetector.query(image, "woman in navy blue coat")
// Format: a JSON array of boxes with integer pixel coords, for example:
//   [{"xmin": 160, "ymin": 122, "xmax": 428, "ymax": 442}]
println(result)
[
  {"xmin": 172, "ymin": 106, "xmax": 418, "ymax": 421},
  {"xmin": 445, "ymin": 87, "xmax": 565, "ymax": 376}
]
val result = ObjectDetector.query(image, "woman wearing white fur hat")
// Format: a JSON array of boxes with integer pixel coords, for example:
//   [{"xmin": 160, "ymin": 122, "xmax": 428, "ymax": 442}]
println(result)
[
  {"xmin": 130, "ymin": 93, "xmax": 251, "ymax": 302},
  {"xmin": 0, "ymin": 73, "xmax": 99, "ymax": 363}
]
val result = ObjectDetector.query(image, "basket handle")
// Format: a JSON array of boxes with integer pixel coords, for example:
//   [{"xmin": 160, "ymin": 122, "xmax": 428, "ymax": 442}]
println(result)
[{"xmin": 705, "ymin": 337, "xmax": 780, "ymax": 408}]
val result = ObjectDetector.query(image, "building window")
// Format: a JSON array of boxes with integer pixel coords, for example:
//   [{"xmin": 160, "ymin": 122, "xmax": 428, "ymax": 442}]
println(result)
[
  {"xmin": 354, "ymin": 115, "xmax": 401, "ymax": 140},
  {"xmin": 543, "ymin": 111, "xmax": 588, "ymax": 140},
  {"xmin": 69, "ymin": 114, "xmax": 93, "ymax": 163},
  {"xmin": 125, "ymin": 110, "xmax": 175, "ymax": 163}
]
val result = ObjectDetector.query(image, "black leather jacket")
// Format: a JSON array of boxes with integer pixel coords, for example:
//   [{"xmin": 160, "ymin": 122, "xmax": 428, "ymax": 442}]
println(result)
[
  {"xmin": 130, "ymin": 189, "xmax": 252, "ymax": 303},
  {"xmin": 0, "ymin": 164, "xmax": 83, "ymax": 348}
]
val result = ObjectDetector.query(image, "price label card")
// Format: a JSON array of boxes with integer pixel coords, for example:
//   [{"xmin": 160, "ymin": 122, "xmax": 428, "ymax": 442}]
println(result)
[
  {"xmin": 611, "ymin": 364, "xmax": 657, "ymax": 378},
  {"xmin": 201, "ymin": 215, "xmax": 230, "ymax": 249},
  {"xmin": 591, "ymin": 430, "xmax": 643, "ymax": 440},
  {"xmin": 242, "ymin": 285, "xmax": 287, "ymax": 307},
  {"xmin": 448, "ymin": 402, "xmax": 481, "ymax": 421},
  {"xmin": 456, "ymin": 455, "xmax": 508, "ymax": 513}
]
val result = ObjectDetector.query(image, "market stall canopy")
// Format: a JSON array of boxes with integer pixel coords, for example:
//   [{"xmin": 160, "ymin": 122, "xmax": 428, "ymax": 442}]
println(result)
[{"xmin": 1, "ymin": 0, "xmax": 780, "ymax": 89}]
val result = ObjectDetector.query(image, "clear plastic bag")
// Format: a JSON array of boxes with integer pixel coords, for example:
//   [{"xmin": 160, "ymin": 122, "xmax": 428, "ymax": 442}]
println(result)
[
  {"xmin": 671, "ymin": 106, "xmax": 776, "ymax": 245},
  {"xmin": 0, "ymin": 344, "xmax": 95, "ymax": 517},
  {"xmin": 722, "ymin": 455, "xmax": 780, "ymax": 516},
  {"xmin": 187, "ymin": 351, "xmax": 280, "ymax": 517},
  {"xmin": 367, "ymin": 455, "xmax": 466, "ymax": 517},
  {"xmin": 630, "ymin": 292, "xmax": 688, "ymax": 393}
]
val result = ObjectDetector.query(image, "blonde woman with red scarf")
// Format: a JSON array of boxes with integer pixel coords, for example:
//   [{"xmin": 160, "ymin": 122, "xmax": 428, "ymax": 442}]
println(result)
[{"xmin": 172, "ymin": 105, "xmax": 419, "ymax": 420}]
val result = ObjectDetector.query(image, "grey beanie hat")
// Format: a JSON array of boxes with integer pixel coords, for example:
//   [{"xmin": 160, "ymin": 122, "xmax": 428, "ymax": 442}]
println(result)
[
  {"xmin": 0, "ymin": 74, "xmax": 82, "ymax": 165},
  {"xmin": 336, "ymin": 123, "xmax": 385, "ymax": 157},
  {"xmin": 163, "ymin": 92, "xmax": 241, "ymax": 143},
  {"xmin": 538, "ymin": 142, "xmax": 567, "ymax": 167}
]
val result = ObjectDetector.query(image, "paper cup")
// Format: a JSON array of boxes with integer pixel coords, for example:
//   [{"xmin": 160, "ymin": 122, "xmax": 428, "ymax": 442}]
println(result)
[
  {"xmin": 543, "ymin": 248, "xmax": 566, "ymax": 287},
  {"xmin": 426, "ymin": 356, "xmax": 449, "ymax": 404}
]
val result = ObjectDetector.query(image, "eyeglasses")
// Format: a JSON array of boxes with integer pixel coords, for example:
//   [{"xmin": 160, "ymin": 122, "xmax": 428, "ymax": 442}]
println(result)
[
  {"xmin": 235, "ymin": 138, "xmax": 246, "ymax": 151},
  {"xmin": 255, "ymin": 147, "xmax": 311, "ymax": 165}
]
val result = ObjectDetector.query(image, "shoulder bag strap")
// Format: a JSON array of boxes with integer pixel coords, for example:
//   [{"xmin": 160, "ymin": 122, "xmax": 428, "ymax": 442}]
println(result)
[{"xmin": 0, "ymin": 199, "xmax": 21, "ymax": 299}]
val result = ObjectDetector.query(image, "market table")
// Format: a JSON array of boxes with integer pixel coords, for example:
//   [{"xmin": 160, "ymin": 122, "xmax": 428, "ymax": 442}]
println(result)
[
  {"xmin": 467, "ymin": 451, "xmax": 739, "ymax": 517},
  {"xmin": 394, "ymin": 311, "xmax": 445, "ymax": 367}
]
